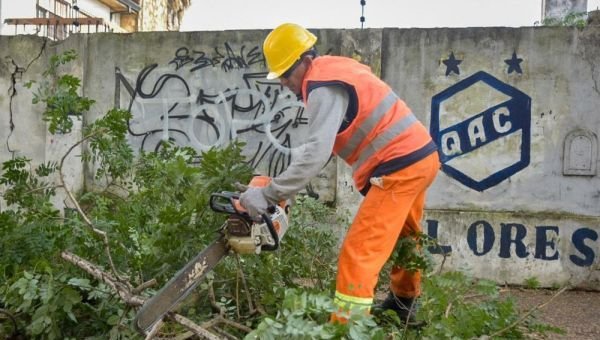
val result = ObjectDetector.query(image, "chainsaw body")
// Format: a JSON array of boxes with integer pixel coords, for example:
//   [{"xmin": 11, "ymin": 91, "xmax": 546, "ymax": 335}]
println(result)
[{"xmin": 210, "ymin": 190, "xmax": 289, "ymax": 255}]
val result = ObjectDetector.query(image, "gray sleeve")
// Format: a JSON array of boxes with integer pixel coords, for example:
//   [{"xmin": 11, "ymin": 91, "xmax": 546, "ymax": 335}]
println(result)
[{"xmin": 262, "ymin": 85, "xmax": 348, "ymax": 202}]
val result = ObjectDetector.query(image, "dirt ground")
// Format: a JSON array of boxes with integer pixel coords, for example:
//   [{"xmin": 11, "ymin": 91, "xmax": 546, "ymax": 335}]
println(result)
[{"xmin": 502, "ymin": 288, "xmax": 600, "ymax": 339}]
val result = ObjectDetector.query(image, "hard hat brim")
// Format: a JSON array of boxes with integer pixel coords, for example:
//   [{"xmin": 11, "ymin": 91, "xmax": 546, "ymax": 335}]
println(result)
[{"xmin": 266, "ymin": 71, "xmax": 280, "ymax": 80}]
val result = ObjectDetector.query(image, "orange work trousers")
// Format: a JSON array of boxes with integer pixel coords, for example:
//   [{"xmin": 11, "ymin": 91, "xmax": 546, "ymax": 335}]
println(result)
[{"xmin": 332, "ymin": 152, "xmax": 439, "ymax": 322}]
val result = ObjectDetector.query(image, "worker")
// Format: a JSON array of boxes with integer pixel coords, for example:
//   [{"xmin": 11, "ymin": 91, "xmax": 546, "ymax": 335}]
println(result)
[{"xmin": 239, "ymin": 23, "xmax": 440, "ymax": 324}]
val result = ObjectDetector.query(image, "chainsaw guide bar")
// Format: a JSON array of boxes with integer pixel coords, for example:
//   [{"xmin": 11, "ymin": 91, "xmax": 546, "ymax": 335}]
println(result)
[{"xmin": 134, "ymin": 238, "xmax": 229, "ymax": 333}]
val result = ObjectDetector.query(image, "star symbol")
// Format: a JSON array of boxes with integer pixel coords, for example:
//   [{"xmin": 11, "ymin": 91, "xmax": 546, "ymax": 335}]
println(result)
[
  {"xmin": 504, "ymin": 51, "xmax": 523, "ymax": 74},
  {"xmin": 442, "ymin": 52, "xmax": 462, "ymax": 76}
]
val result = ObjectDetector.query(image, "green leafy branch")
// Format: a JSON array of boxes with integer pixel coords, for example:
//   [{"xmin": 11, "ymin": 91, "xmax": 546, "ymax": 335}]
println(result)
[
  {"xmin": 24, "ymin": 49, "xmax": 94, "ymax": 134},
  {"xmin": 538, "ymin": 11, "xmax": 588, "ymax": 28},
  {"xmin": 389, "ymin": 231, "xmax": 437, "ymax": 273}
]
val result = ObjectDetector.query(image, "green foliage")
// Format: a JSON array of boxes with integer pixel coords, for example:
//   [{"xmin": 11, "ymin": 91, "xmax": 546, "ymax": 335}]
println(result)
[
  {"xmin": 246, "ymin": 289, "xmax": 385, "ymax": 340},
  {"xmin": 195, "ymin": 140, "xmax": 254, "ymax": 188},
  {"xmin": 0, "ymin": 158, "xmax": 65, "ymax": 281},
  {"xmin": 276, "ymin": 195, "xmax": 340, "ymax": 290},
  {"xmin": 1, "ymin": 51, "xmax": 137, "ymax": 339},
  {"xmin": 25, "ymin": 49, "xmax": 94, "ymax": 134},
  {"xmin": 524, "ymin": 276, "xmax": 541, "ymax": 289},
  {"xmin": 249, "ymin": 270, "xmax": 560, "ymax": 340},
  {"xmin": 248, "ymin": 229, "xmax": 559, "ymax": 339},
  {"xmin": 0, "ymin": 140, "xmax": 258, "ymax": 338},
  {"xmin": 0, "ymin": 158, "xmax": 57, "ymax": 217},
  {"xmin": 2, "ymin": 271, "xmax": 82, "ymax": 339},
  {"xmin": 80, "ymin": 140, "xmax": 254, "ymax": 283},
  {"xmin": 83, "ymin": 108, "xmax": 134, "ymax": 180},
  {"xmin": 539, "ymin": 11, "xmax": 588, "ymax": 28},
  {"xmin": 415, "ymin": 271, "xmax": 523, "ymax": 339},
  {"xmin": 388, "ymin": 232, "xmax": 436, "ymax": 273},
  {"xmin": 0, "ymin": 214, "xmax": 67, "ymax": 278}
]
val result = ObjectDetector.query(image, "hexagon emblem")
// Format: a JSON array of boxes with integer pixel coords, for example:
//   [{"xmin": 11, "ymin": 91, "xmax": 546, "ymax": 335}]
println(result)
[{"xmin": 430, "ymin": 71, "xmax": 531, "ymax": 191}]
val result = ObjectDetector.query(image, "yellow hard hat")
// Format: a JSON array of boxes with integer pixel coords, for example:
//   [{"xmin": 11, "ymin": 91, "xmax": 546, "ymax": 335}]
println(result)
[{"xmin": 263, "ymin": 23, "xmax": 317, "ymax": 80}]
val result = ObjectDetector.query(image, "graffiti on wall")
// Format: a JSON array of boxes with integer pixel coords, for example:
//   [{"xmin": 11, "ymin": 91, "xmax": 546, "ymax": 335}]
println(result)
[
  {"xmin": 430, "ymin": 52, "xmax": 531, "ymax": 191},
  {"xmin": 168, "ymin": 44, "xmax": 264, "ymax": 73},
  {"xmin": 426, "ymin": 51, "xmax": 599, "ymax": 278},
  {"xmin": 427, "ymin": 219, "xmax": 598, "ymax": 268},
  {"xmin": 114, "ymin": 43, "xmax": 309, "ymax": 177}
]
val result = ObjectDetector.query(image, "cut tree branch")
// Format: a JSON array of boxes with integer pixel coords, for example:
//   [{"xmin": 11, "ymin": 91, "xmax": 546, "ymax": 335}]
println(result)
[
  {"xmin": 57, "ymin": 127, "xmax": 126, "ymax": 282},
  {"xmin": 143, "ymin": 319, "xmax": 164, "ymax": 340},
  {"xmin": 134, "ymin": 279, "xmax": 158, "ymax": 294},
  {"xmin": 170, "ymin": 314, "xmax": 221, "ymax": 340},
  {"xmin": 202, "ymin": 315, "xmax": 253, "ymax": 333},
  {"xmin": 489, "ymin": 285, "xmax": 570, "ymax": 338},
  {"xmin": 234, "ymin": 253, "xmax": 255, "ymax": 314},
  {"xmin": 61, "ymin": 251, "xmax": 145, "ymax": 306},
  {"xmin": 62, "ymin": 251, "xmax": 226, "ymax": 339}
]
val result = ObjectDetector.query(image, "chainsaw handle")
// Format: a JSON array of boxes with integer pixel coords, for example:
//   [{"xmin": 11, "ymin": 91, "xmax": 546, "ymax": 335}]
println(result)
[
  {"xmin": 210, "ymin": 191, "xmax": 273, "ymax": 215},
  {"xmin": 210, "ymin": 192, "xmax": 245, "ymax": 216},
  {"xmin": 260, "ymin": 211, "xmax": 280, "ymax": 251}
]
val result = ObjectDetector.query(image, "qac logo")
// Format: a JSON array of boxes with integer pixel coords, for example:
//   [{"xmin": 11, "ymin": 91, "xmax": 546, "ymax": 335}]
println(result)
[{"xmin": 430, "ymin": 71, "xmax": 531, "ymax": 191}]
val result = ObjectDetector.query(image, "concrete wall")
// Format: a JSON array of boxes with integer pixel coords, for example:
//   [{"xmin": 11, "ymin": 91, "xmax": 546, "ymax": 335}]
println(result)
[
  {"xmin": 1, "ymin": 22, "xmax": 599, "ymax": 289},
  {"xmin": 380, "ymin": 26, "xmax": 600, "ymax": 289}
]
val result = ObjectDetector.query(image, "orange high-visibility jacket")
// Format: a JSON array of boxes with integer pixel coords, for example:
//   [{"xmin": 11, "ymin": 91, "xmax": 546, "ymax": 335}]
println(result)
[{"xmin": 301, "ymin": 56, "xmax": 437, "ymax": 193}]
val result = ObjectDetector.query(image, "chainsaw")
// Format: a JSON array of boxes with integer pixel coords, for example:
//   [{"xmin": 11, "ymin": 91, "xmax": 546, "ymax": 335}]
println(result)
[{"xmin": 134, "ymin": 176, "xmax": 290, "ymax": 334}]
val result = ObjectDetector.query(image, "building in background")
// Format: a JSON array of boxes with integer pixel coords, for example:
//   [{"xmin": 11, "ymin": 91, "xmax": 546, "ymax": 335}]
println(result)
[
  {"xmin": 139, "ymin": 0, "xmax": 190, "ymax": 31},
  {"xmin": 0, "ymin": 0, "xmax": 191, "ymax": 40},
  {"xmin": 542, "ymin": 0, "xmax": 588, "ymax": 20}
]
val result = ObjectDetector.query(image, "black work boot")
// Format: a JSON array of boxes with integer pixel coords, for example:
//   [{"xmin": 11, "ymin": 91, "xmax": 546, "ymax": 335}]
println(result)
[{"xmin": 373, "ymin": 292, "xmax": 422, "ymax": 326}]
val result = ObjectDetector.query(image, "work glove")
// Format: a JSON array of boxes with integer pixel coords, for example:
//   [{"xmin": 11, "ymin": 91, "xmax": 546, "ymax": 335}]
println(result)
[{"xmin": 239, "ymin": 187, "xmax": 269, "ymax": 218}]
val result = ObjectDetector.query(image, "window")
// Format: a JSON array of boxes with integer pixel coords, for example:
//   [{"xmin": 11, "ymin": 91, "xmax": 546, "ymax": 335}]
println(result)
[{"xmin": 36, "ymin": 5, "xmax": 48, "ymax": 18}]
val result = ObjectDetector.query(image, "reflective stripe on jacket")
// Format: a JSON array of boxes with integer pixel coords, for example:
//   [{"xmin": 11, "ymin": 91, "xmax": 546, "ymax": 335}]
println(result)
[{"xmin": 301, "ymin": 56, "xmax": 436, "ymax": 192}]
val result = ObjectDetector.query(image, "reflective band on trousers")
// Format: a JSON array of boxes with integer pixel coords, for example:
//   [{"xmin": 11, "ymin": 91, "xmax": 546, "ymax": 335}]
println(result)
[
  {"xmin": 337, "ymin": 91, "xmax": 399, "ymax": 160},
  {"xmin": 352, "ymin": 113, "xmax": 418, "ymax": 172},
  {"xmin": 334, "ymin": 290, "xmax": 373, "ymax": 312}
]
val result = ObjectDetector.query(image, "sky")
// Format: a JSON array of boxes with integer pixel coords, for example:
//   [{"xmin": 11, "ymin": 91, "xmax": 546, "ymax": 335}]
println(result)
[{"xmin": 180, "ymin": 0, "xmax": 600, "ymax": 31}]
